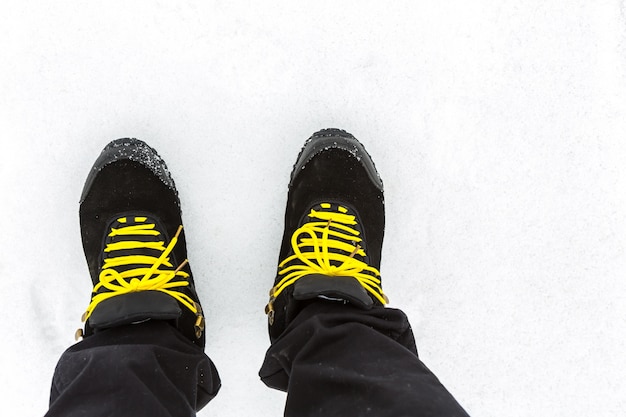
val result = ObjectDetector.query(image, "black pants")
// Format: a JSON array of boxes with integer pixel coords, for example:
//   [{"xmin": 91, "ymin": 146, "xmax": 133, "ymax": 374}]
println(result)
[{"xmin": 47, "ymin": 302, "xmax": 469, "ymax": 417}]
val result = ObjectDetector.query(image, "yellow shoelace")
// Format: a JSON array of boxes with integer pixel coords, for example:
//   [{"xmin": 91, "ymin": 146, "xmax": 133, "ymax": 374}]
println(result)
[
  {"xmin": 82, "ymin": 217, "xmax": 198, "ymax": 323},
  {"xmin": 266, "ymin": 203, "xmax": 388, "ymax": 322}
]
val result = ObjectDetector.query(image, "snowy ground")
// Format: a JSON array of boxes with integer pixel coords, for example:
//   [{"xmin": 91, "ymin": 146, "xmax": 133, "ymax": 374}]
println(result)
[{"xmin": 1, "ymin": 1, "xmax": 625, "ymax": 416}]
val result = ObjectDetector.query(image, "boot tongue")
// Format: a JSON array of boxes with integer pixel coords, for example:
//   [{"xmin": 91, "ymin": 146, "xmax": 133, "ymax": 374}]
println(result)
[
  {"xmin": 292, "ymin": 274, "xmax": 374, "ymax": 309},
  {"xmin": 88, "ymin": 292, "xmax": 182, "ymax": 330}
]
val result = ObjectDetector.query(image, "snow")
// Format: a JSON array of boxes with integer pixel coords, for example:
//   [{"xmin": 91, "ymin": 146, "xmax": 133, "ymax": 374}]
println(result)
[{"xmin": 1, "ymin": 1, "xmax": 625, "ymax": 416}]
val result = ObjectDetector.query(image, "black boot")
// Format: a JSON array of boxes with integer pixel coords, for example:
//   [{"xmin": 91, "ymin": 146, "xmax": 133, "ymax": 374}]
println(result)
[
  {"xmin": 265, "ymin": 128, "xmax": 388, "ymax": 341},
  {"xmin": 78, "ymin": 138, "xmax": 205, "ymax": 347}
]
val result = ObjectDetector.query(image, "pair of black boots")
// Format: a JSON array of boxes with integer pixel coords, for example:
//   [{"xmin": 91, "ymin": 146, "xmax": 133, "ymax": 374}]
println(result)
[{"xmin": 78, "ymin": 128, "xmax": 388, "ymax": 403}]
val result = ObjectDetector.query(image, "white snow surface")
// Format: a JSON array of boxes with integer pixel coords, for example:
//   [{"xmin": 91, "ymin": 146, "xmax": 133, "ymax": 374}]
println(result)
[{"xmin": 1, "ymin": 1, "xmax": 625, "ymax": 416}]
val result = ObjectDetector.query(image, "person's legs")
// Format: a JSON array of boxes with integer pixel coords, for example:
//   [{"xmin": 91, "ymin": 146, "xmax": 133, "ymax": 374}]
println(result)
[
  {"xmin": 261, "ymin": 302, "xmax": 468, "ymax": 417},
  {"xmin": 46, "ymin": 139, "xmax": 220, "ymax": 416},
  {"xmin": 261, "ymin": 129, "xmax": 469, "ymax": 416},
  {"xmin": 47, "ymin": 321, "xmax": 220, "ymax": 417}
]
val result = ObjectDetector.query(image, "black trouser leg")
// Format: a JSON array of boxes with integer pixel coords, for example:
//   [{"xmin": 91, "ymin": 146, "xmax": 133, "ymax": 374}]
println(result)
[
  {"xmin": 260, "ymin": 301, "xmax": 469, "ymax": 417},
  {"xmin": 46, "ymin": 321, "xmax": 220, "ymax": 417}
]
